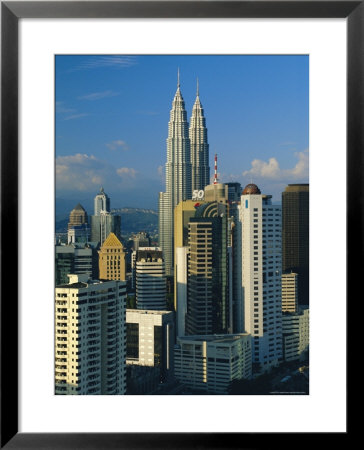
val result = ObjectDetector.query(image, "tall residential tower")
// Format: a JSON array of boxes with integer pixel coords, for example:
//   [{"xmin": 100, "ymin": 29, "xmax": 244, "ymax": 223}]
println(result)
[{"xmin": 239, "ymin": 184, "xmax": 283, "ymax": 372}]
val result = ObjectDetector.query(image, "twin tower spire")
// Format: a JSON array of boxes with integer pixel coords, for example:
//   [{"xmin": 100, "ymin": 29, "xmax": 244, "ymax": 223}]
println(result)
[
  {"xmin": 159, "ymin": 70, "xmax": 210, "ymax": 276},
  {"xmin": 168, "ymin": 69, "xmax": 210, "ymax": 201}
]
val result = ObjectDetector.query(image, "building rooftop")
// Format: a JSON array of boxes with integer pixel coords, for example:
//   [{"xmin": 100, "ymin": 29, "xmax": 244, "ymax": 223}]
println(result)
[
  {"xmin": 242, "ymin": 183, "xmax": 261, "ymax": 195},
  {"xmin": 126, "ymin": 309, "xmax": 173, "ymax": 316},
  {"xmin": 177, "ymin": 333, "xmax": 250, "ymax": 344}
]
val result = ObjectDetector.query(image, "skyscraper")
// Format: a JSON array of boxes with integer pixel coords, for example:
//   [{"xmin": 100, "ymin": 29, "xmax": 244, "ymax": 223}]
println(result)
[
  {"xmin": 55, "ymin": 242, "xmax": 98, "ymax": 285},
  {"xmin": 90, "ymin": 187, "xmax": 121, "ymax": 246},
  {"xmin": 239, "ymin": 184, "xmax": 283, "ymax": 372},
  {"xmin": 282, "ymin": 184, "xmax": 309, "ymax": 306},
  {"xmin": 98, "ymin": 232, "xmax": 126, "ymax": 281},
  {"xmin": 55, "ymin": 274, "xmax": 126, "ymax": 395},
  {"xmin": 94, "ymin": 186, "xmax": 110, "ymax": 215},
  {"xmin": 185, "ymin": 201, "xmax": 230, "ymax": 336},
  {"xmin": 67, "ymin": 203, "xmax": 90, "ymax": 244},
  {"xmin": 68, "ymin": 203, "xmax": 88, "ymax": 228},
  {"xmin": 189, "ymin": 79, "xmax": 210, "ymax": 193},
  {"xmin": 159, "ymin": 71, "xmax": 192, "ymax": 277},
  {"xmin": 135, "ymin": 247, "xmax": 167, "ymax": 310}
]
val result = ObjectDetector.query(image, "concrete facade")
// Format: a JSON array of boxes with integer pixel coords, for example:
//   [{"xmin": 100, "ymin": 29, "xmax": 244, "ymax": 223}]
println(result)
[
  {"xmin": 55, "ymin": 274, "xmax": 126, "ymax": 395},
  {"xmin": 174, "ymin": 334, "xmax": 252, "ymax": 394}
]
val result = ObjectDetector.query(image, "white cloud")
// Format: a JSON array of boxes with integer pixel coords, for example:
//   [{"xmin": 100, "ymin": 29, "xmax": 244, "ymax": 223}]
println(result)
[
  {"xmin": 116, "ymin": 167, "xmax": 137, "ymax": 178},
  {"xmin": 71, "ymin": 56, "xmax": 137, "ymax": 71},
  {"xmin": 243, "ymin": 149, "xmax": 309, "ymax": 181},
  {"xmin": 56, "ymin": 153, "xmax": 140, "ymax": 193},
  {"xmin": 63, "ymin": 113, "xmax": 90, "ymax": 121},
  {"xmin": 78, "ymin": 90, "xmax": 119, "ymax": 101},
  {"xmin": 106, "ymin": 140, "xmax": 129, "ymax": 151},
  {"xmin": 56, "ymin": 153, "xmax": 114, "ymax": 192},
  {"xmin": 56, "ymin": 101, "xmax": 76, "ymax": 114}
]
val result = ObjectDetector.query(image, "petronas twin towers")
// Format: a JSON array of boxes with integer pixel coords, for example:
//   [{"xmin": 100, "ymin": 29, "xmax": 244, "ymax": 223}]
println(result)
[{"xmin": 159, "ymin": 71, "xmax": 210, "ymax": 276}]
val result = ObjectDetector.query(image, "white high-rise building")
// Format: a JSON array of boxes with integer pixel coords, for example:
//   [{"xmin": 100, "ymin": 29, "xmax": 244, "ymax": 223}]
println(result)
[
  {"xmin": 175, "ymin": 246, "xmax": 188, "ymax": 337},
  {"xmin": 174, "ymin": 334, "xmax": 252, "ymax": 394},
  {"xmin": 55, "ymin": 274, "xmax": 126, "ymax": 395},
  {"xmin": 136, "ymin": 247, "xmax": 167, "ymax": 310},
  {"xmin": 189, "ymin": 79, "xmax": 210, "ymax": 192},
  {"xmin": 239, "ymin": 184, "xmax": 283, "ymax": 371},
  {"xmin": 94, "ymin": 186, "xmax": 110, "ymax": 216},
  {"xmin": 282, "ymin": 306, "xmax": 309, "ymax": 361},
  {"xmin": 159, "ymin": 71, "xmax": 192, "ymax": 276}
]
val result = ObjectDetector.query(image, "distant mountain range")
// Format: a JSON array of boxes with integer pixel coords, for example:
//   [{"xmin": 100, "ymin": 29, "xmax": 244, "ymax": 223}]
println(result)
[{"xmin": 55, "ymin": 206, "xmax": 158, "ymax": 236}]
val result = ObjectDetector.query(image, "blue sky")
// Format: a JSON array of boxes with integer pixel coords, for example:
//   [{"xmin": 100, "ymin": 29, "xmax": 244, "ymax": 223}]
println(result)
[{"xmin": 56, "ymin": 55, "xmax": 308, "ymax": 211}]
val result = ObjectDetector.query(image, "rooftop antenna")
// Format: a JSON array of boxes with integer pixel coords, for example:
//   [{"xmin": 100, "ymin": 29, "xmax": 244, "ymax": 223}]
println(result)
[
  {"xmin": 214, "ymin": 153, "xmax": 218, "ymax": 184},
  {"xmin": 177, "ymin": 67, "xmax": 180, "ymax": 88},
  {"xmin": 196, "ymin": 77, "xmax": 199, "ymax": 96}
]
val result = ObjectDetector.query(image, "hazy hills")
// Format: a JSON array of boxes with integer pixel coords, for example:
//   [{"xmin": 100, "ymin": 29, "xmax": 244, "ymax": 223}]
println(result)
[{"xmin": 55, "ymin": 205, "xmax": 158, "ymax": 236}]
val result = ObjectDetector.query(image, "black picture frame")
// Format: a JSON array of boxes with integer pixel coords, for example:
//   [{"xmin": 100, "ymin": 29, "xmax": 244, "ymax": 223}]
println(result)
[{"xmin": 1, "ymin": 1, "xmax": 355, "ymax": 448}]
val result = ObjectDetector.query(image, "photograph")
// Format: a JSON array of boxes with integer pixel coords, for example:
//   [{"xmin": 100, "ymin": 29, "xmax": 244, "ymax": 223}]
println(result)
[
  {"xmin": 55, "ymin": 54, "xmax": 309, "ymax": 396},
  {"xmin": 1, "ymin": 0, "xmax": 353, "ymax": 446}
]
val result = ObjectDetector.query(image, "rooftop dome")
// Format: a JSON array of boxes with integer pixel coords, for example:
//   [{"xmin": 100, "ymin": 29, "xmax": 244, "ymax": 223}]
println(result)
[{"xmin": 242, "ymin": 183, "xmax": 261, "ymax": 195}]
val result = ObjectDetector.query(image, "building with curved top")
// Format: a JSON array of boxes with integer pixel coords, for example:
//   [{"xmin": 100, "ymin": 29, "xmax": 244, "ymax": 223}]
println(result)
[{"xmin": 185, "ymin": 201, "xmax": 230, "ymax": 336}]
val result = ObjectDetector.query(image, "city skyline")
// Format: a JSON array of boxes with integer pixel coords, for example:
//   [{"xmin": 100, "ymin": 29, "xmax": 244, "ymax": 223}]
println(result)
[{"xmin": 56, "ymin": 55, "xmax": 309, "ymax": 211}]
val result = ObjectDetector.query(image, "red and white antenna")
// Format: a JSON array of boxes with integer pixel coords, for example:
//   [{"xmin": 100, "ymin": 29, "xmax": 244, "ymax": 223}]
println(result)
[{"xmin": 214, "ymin": 153, "xmax": 218, "ymax": 184}]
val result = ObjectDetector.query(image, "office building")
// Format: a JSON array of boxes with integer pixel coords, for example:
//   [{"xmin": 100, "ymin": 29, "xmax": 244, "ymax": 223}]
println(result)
[
  {"xmin": 55, "ymin": 242, "xmax": 99, "ymax": 286},
  {"xmin": 94, "ymin": 186, "xmax": 110, "ymax": 216},
  {"xmin": 132, "ymin": 231, "xmax": 151, "ymax": 251},
  {"xmin": 91, "ymin": 212, "xmax": 121, "ymax": 247},
  {"xmin": 55, "ymin": 274, "xmax": 127, "ymax": 395},
  {"xmin": 90, "ymin": 188, "xmax": 121, "ymax": 246},
  {"xmin": 67, "ymin": 203, "xmax": 90, "ymax": 244},
  {"xmin": 126, "ymin": 309, "xmax": 174, "ymax": 381},
  {"xmin": 282, "ymin": 184, "xmax": 309, "ymax": 306},
  {"xmin": 226, "ymin": 182, "xmax": 242, "ymax": 202},
  {"xmin": 68, "ymin": 203, "xmax": 88, "ymax": 228},
  {"xmin": 159, "ymin": 71, "xmax": 192, "ymax": 276},
  {"xmin": 174, "ymin": 199, "xmax": 204, "ymax": 328},
  {"xmin": 282, "ymin": 272, "xmax": 298, "ymax": 313},
  {"xmin": 185, "ymin": 201, "xmax": 230, "ymax": 335},
  {"xmin": 98, "ymin": 232, "xmax": 126, "ymax": 281},
  {"xmin": 239, "ymin": 184, "xmax": 283, "ymax": 371},
  {"xmin": 135, "ymin": 247, "xmax": 167, "ymax": 310},
  {"xmin": 189, "ymin": 79, "xmax": 210, "ymax": 192},
  {"xmin": 282, "ymin": 306, "xmax": 309, "ymax": 361},
  {"xmin": 174, "ymin": 333, "xmax": 252, "ymax": 394}
]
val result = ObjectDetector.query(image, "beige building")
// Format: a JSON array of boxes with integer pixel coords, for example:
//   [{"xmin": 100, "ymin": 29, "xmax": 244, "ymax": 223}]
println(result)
[
  {"xmin": 68, "ymin": 203, "xmax": 88, "ymax": 228},
  {"xmin": 282, "ymin": 272, "xmax": 298, "ymax": 313},
  {"xmin": 174, "ymin": 200, "xmax": 203, "ymax": 312},
  {"xmin": 55, "ymin": 274, "xmax": 127, "ymax": 395},
  {"xmin": 204, "ymin": 182, "xmax": 228, "ymax": 202},
  {"xmin": 98, "ymin": 232, "xmax": 126, "ymax": 281}
]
